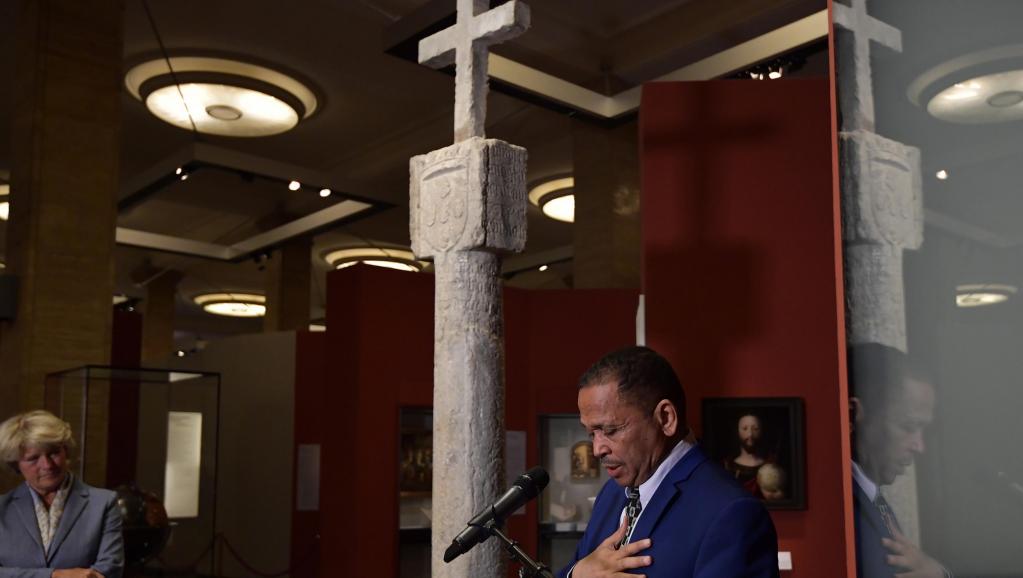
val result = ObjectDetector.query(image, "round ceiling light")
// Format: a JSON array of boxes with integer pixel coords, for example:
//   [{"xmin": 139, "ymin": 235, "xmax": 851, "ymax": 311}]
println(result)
[
  {"xmin": 194, "ymin": 292, "xmax": 267, "ymax": 317},
  {"xmin": 907, "ymin": 46, "xmax": 1023, "ymax": 124},
  {"xmin": 528, "ymin": 177, "xmax": 575, "ymax": 223},
  {"xmin": 323, "ymin": 247, "xmax": 425, "ymax": 273},
  {"xmin": 125, "ymin": 57, "xmax": 318, "ymax": 137},
  {"xmin": 955, "ymin": 284, "xmax": 1017, "ymax": 308}
]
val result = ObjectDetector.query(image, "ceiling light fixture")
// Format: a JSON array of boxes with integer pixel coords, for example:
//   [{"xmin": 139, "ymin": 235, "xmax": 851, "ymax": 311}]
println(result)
[
  {"xmin": 125, "ymin": 56, "xmax": 318, "ymax": 137},
  {"xmin": 908, "ymin": 48, "xmax": 1023, "ymax": 124},
  {"xmin": 539, "ymin": 265, "xmax": 549, "ymax": 272},
  {"xmin": 319, "ymin": 188, "xmax": 331, "ymax": 198},
  {"xmin": 955, "ymin": 284, "xmax": 1017, "ymax": 308},
  {"xmin": 193, "ymin": 292, "xmax": 267, "ymax": 317},
  {"xmin": 528, "ymin": 177, "xmax": 575, "ymax": 223},
  {"xmin": 925, "ymin": 71, "xmax": 1023, "ymax": 123},
  {"xmin": 288, "ymin": 180, "xmax": 301, "ymax": 191},
  {"xmin": 323, "ymin": 247, "xmax": 426, "ymax": 273},
  {"xmin": 936, "ymin": 169, "xmax": 949, "ymax": 180}
]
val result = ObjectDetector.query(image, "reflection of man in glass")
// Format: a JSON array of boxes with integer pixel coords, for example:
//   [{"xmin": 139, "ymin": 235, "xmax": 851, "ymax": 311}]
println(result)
[{"xmin": 848, "ymin": 344, "xmax": 951, "ymax": 578}]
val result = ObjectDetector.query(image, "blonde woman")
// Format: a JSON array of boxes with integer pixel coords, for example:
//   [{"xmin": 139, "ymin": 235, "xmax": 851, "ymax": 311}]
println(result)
[{"xmin": 0, "ymin": 411, "xmax": 123, "ymax": 578}]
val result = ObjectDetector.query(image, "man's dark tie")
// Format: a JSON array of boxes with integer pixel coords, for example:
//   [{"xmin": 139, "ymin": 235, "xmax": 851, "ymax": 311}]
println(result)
[
  {"xmin": 874, "ymin": 492, "xmax": 899, "ymax": 537},
  {"xmin": 618, "ymin": 487, "xmax": 642, "ymax": 549}
]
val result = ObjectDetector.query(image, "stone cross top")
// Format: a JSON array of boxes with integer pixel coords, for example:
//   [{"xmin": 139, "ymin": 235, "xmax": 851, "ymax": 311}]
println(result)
[
  {"xmin": 410, "ymin": 2, "xmax": 530, "ymax": 577},
  {"xmin": 419, "ymin": 0, "xmax": 530, "ymax": 142},
  {"xmin": 833, "ymin": 0, "xmax": 902, "ymax": 131}
]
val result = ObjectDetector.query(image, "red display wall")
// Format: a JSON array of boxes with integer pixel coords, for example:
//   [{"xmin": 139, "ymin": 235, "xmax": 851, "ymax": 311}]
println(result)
[
  {"xmin": 298, "ymin": 265, "xmax": 638, "ymax": 577},
  {"xmin": 641, "ymin": 78, "xmax": 854, "ymax": 578}
]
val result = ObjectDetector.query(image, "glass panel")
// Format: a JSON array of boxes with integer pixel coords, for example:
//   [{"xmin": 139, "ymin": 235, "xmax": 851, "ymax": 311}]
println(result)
[
  {"xmin": 43, "ymin": 365, "xmax": 221, "ymax": 575},
  {"xmin": 538, "ymin": 414, "xmax": 610, "ymax": 572},
  {"xmin": 836, "ymin": 2, "xmax": 1023, "ymax": 576}
]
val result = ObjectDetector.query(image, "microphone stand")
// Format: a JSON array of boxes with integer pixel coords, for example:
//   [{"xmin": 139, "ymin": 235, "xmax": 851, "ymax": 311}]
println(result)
[{"xmin": 481, "ymin": 519, "xmax": 554, "ymax": 578}]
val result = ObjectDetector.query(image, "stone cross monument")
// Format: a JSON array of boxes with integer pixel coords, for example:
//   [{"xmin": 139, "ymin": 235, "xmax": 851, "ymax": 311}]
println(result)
[
  {"xmin": 409, "ymin": 1, "xmax": 530, "ymax": 577},
  {"xmin": 834, "ymin": 0, "xmax": 922, "ymax": 353},
  {"xmin": 834, "ymin": 0, "xmax": 924, "ymax": 543}
]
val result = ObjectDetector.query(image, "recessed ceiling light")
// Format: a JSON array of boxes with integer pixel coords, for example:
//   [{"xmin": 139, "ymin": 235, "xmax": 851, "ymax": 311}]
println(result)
[
  {"xmin": 528, "ymin": 177, "xmax": 575, "ymax": 223},
  {"xmin": 936, "ymin": 169, "xmax": 949, "ymax": 180},
  {"xmin": 193, "ymin": 292, "xmax": 267, "ymax": 317},
  {"xmin": 125, "ymin": 57, "xmax": 318, "ymax": 137},
  {"xmin": 205, "ymin": 104, "xmax": 243, "ymax": 121},
  {"xmin": 538, "ymin": 265, "xmax": 549, "ymax": 272},
  {"xmin": 955, "ymin": 284, "xmax": 1017, "ymax": 308},
  {"xmin": 288, "ymin": 180, "xmax": 301, "ymax": 191},
  {"xmin": 319, "ymin": 188, "xmax": 331, "ymax": 198},
  {"xmin": 323, "ymin": 247, "xmax": 425, "ymax": 272},
  {"xmin": 175, "ymin": 167, "xmax": 183, "ymax": 175},
  {"xmin": 180, "ymin": 173, "xmax": 189, "ymax": 181},
  {"xmin": 987, "ymin": 90, "xmax": 1023, "ymax": 108}
]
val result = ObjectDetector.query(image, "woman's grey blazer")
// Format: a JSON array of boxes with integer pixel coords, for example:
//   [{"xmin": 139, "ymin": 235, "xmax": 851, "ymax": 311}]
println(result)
[{"xmin": 0, "ymin": 477, "xmax": 124, "ymax": 578}]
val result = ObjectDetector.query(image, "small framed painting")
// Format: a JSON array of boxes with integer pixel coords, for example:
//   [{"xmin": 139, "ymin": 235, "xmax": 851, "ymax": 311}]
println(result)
[{"xmin": 701, "ymin": 397, "xmax": 806, "ymax": 510}]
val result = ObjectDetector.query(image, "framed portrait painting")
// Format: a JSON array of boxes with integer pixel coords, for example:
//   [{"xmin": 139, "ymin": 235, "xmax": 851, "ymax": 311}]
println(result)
[{"xmin": 701, "ymin": 397, "xmax": 806, "ymax": 510}]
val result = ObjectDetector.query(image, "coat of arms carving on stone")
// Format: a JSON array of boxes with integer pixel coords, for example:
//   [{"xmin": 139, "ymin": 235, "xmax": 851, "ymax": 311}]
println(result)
[{"xmin": 421, "ymin": 160, "xmax": 469, "ymax": 252}]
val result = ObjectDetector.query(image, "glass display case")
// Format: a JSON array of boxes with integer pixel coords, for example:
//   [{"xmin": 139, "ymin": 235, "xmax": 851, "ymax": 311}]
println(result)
[
  {"xmin": 538, "ymin": 414, "xmax": 609, "ymax": 572},
  {"xmin": 44, "ymin": 365, "xmax": 221, "ymax": 576}
]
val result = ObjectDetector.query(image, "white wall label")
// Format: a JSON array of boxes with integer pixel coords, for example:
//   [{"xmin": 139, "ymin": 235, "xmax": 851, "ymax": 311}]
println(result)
[
  {"xmin": 164, "ymin": 411, "xmax": 202, "ymax": 518},
  {"xmin": 778, "ymin": 551, "xmax": 793, "ymax": 571}
]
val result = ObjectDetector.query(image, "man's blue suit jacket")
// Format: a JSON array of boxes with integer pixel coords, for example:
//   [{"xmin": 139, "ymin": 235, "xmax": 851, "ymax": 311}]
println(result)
[
  {"xmin": 0, "ymin": 477, "xmax": 124, "ymax": 578},
  {"xmin": 853, "ymin": 482, "xmax": 897, "ymax": 578},
  {"xmin": 558, "ymin": 446, "xmax": 779, "ymax": 578}
]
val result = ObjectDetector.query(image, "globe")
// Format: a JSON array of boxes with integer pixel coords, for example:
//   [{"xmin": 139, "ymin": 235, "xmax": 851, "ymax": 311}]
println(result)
[{"xmin": 115, "ymin": 484, "xmax": 171, "ymax": 567}]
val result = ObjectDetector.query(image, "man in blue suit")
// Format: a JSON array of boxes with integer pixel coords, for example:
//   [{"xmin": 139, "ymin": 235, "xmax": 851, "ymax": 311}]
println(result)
[
  {"xmin": 847, "ymin": 345, "xmax": 950, "ymax": 578},
  {"xmin": 0, "ymin": 410, "xmax": 124, "ymax": 578},
  {"xmin": 559, "ymin": 347, "xmax": 779, "ymax": 578}
]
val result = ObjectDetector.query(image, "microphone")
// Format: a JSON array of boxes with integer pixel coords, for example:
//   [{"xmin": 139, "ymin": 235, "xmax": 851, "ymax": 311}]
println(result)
[{"xmin": 443, "ymin": 466, "xmax": 550, "ymax": 563}]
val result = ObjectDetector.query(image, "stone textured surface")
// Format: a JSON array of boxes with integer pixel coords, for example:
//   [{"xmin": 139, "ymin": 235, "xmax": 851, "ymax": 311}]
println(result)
[
  {"xmin": 409, "ymin": 136, "xmax": 527, "ymax": 578},
  {"xmin": 840, "ymin": 130, "xmax": 921, "ymax": 352},
  {"xmin": 431, "ymin": 250, "xmax": 506, "ymax": 577},
  {"xmin": 419, "ymin": 0, "xmax": 530, "ymax": 141},
  {"xmin": 833, "ymin": 0, "xmax": 902, "ymax": 132},
  {"xmin": 411, "ymin": 137, "xmax": 527, "ymax": 257},
  {"xmin": 844, "ymin": 244, "xmax": 908, "ymax": 351},
  {"xmin": 840, "ymin": 130, "xmax": 922, "ymax": 249}
]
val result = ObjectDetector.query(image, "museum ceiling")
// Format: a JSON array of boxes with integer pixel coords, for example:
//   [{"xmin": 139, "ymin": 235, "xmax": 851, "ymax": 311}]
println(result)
[{"xmin": 0, "ymin": 0, "xmax": 826, "ymax": 345}]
